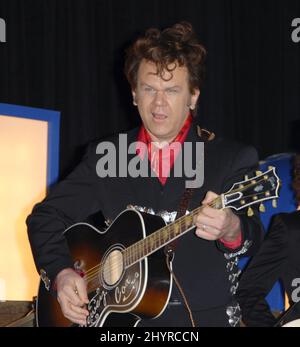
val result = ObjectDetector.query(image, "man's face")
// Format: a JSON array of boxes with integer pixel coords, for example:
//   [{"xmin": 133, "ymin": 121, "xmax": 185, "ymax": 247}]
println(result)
[{"xmin": 132, "ymin": 60, "xmax": 200, "ymax": 143}]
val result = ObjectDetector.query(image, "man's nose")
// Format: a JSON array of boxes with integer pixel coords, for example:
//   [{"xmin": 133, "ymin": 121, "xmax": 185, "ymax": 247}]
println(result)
[{"xmin": 153, "ymin": 90, "xmax": 167, "ymax": 106}]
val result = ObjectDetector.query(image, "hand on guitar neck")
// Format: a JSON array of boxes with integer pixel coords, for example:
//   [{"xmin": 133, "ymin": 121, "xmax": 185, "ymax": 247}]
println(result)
[{"xmin": 194, "ymin": 191, "xmax": 241, "ymax": 243}]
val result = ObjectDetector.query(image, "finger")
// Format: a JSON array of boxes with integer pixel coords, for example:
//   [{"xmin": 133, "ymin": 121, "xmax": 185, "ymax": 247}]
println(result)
[
  {"xmin": 194, "ymin": 208, "xmax": 223, "ymax": 226},
  {"xmin": 193, "ymin": 215, "xmax": 215, "ymax": 229},
  {"xmin": 57, "ymin": 295, "xmax": 76, "ymax": 319},
  {"xmin": 198, "ymin": 205, "xmax": 221, "ymax": 219},
  {"xmin": 195, "ymin": 228, "xmax": 218, "ymax": 241},
  {"xmin": 202, "ymin": 191, "xmax": 219, "ymax": 205},
  {"xmin": 74, "ymin": 277, "xmax": 89, "ymax": 304},
  {"xmin": 58, "ymin": 298, "xmax": 88, "ymax": 325},
  {"xmin": 64, "ymin": 286, "xmax": 85, "ymax": 306},
  {"xmin": 64, "ymin": 310, "xmax": 87, "ymax": 326},
  {"xmin": 69, "ymin": 302, "xmax": 89, "ymax": 317},
  {"xmin": 198, "ymin": 223, "xmax": 221, "ymax": 237}
]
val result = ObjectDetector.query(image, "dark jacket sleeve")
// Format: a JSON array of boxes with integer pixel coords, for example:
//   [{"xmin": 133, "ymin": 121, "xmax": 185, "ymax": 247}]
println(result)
[
  {"xmin": 216, "ymin": 145, "xmax": 265, "ymax": 255},
  {"xmin": 26, "ymin": 143, "xmax": 102, "ymax": 286},
  {"xmin": 236, "ymin": 214, "xmax": 289, "ymax": 327}
]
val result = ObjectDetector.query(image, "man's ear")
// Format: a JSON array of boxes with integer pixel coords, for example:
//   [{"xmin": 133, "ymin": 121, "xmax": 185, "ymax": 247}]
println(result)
[
  {"xmin": 190, "ymin": 88, "xmax": 200, "ymax": 109},
  {"xmin": 132, "ymin": 90, "xmax": 137, "ymax": 106}
]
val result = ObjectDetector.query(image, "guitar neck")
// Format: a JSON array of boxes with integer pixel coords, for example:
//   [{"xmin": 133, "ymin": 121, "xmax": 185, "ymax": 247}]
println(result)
[{"xmin": 123, "ymin": 196, "xmax": 223, "ymax": 268}]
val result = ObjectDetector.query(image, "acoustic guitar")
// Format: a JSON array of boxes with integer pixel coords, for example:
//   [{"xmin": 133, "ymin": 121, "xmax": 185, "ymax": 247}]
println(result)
[{"xmin": 36, "ymin": 167, "xmax": 280, "ymax": 327}]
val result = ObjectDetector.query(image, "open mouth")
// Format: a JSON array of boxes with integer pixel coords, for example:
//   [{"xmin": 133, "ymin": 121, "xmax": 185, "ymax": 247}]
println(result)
[{"xmin": 152, "ymin": 113, "xmax": 168, "ymax": 121}]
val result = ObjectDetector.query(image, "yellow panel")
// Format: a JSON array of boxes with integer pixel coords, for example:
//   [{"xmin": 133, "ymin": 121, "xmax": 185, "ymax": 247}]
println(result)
[
  {"xmin": 285, "ymin": 292, "xmax": 290, "ymax": 310},
  {"xmin": 0, "ymin": 115, "xmax": 48, "ymax": 301}
]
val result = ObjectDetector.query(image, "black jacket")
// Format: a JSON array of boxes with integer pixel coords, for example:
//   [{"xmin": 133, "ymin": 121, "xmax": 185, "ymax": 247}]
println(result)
[
  {"xmin": 237, "ymin": 211, "xmax": 300, "ymax": 327},
  {"xmin": 26, "ymin": 121, "xmax": 264, "ymax": 326}
]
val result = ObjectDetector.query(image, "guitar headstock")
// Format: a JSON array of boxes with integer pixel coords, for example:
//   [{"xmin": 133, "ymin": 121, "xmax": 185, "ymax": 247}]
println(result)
[{"xmin": 222, "ymin": 167, "xmax": 281, "ymax": 214}]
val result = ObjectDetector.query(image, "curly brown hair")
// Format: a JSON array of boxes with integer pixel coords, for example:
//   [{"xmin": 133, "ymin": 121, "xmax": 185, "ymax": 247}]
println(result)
[
  {"xmin": 124, "ymin": 22, "xmax": 207, "ymax": 95},
  {"xmin": 293, "ymin": 153, "xmax": 300, "ymax": 204}
]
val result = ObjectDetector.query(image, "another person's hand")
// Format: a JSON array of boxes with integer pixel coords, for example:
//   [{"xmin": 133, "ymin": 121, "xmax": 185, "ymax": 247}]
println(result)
[
  {"xmin": 56, "ymin": 268, "xmax": 89, "ymax": 326},
  {"xmin": 193, "ymin": 191, "xmax": 241, "ymax": 242}
]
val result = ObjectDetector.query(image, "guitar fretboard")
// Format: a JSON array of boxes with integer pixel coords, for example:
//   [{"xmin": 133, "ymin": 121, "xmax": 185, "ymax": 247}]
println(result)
[{"xmin": 123, "ymin": 197, "xmax": 223, "ymax": 268}]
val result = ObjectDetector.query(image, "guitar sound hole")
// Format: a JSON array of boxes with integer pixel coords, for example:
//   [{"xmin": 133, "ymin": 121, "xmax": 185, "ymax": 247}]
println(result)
[{"xmin": 102, "ymin": 249, "xmax": 124, "ymax": 286}]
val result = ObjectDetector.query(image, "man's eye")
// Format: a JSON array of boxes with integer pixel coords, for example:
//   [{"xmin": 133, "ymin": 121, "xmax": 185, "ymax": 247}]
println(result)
[
  {"xmin": 144, "ymin": 87, "xmax": 155, "ymax": 93},
  {"xmin": 167, "ymin": 89, "xmax": 179, "ymax": 94}
]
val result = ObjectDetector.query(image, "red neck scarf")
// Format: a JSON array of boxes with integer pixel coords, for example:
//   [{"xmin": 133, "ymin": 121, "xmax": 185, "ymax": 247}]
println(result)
[{"xmin": 136, "ymin": 114, "xmax": 193, "ymax": 185}]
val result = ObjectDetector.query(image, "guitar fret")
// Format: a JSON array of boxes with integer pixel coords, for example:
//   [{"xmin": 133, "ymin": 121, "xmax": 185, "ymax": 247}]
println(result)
[
  {"xmin": 138, "ymin": 241, "xmax": 141, "ymax": 260},
  {"xmin": 150, "ymin": 234, "xmax": 155, "ymax": 252},
  {"xmin": 130, "ymin": 243, "xmax": 133, "ymax": 264},
  {"xmin": 155, "ymin": 233, "xmax": 159, "ymax": 249},
  {"xmin": 134, "ymin": 242, "xmax": 138, "ymax": 263},
  {"xmin": 143, "ymin": 238, "xmax": 147, "ymax": 257},
  {"xmin": 186, "ymin": 214, "xmax": 193, "ymax": 228},
  {"xmin": 158, "ymin": 230, "xmax": 163, "ymax": 247},
  {"xmin": 173, "ymin": 223, "xmax": 179, "ymax": 238},
  {"xmin": 139, "ymin": 241, "xmax": 144, "ymax": 260},
  {"xmin": 163, "ymin": 227, "xmax": 169, "ymax": 243},
  {"xmin": 133, "ymin": 242, "xmax": 137, "ymax": 263},
  {"xmin": 138, "ymin": 241, "xmax": 142, "ymax": 261},
  {"xmin": 129, "ymin": 244, "xmax": 132, "ymax": 265},
  {"xmin": 124, "ymin": 250, "xmax": 127, "ymax": 267},
  {"xmin": 126, "ymin": 246, "xmax": 130, "ymax": 267}
]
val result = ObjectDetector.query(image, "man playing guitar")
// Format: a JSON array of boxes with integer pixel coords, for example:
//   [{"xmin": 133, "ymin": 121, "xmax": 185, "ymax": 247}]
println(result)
[{"xmin": 27, "ymin": 22, "xmax": 265, "ymax": 327}]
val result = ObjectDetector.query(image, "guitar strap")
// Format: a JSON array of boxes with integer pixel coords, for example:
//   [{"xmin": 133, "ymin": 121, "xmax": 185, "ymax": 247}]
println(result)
[
  {"xmin": 164, "ymin": 187, "xmax": 194, "ymax": 256},
  {"xmin": 164, "ymin": 124, "xmax": 215, "ymax": 255},
  {"xmin": 163, "ymin": 187, "xmax": 196, "ymax": 326},
  {"xmin": 163, "ymin": 125, "xmax": 215, "ymax": 327}
]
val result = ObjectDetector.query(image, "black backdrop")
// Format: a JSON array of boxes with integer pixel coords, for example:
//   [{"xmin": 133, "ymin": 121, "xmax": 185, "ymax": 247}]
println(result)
[{"xmin": 0, "ymin": 0, "xmax": 300, "ymax": 179}]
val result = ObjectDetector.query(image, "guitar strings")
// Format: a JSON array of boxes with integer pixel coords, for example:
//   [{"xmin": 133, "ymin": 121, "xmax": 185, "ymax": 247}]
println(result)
[{"xmin": 83, "ymin": 176, "xmax": 272, "ymax": 285}]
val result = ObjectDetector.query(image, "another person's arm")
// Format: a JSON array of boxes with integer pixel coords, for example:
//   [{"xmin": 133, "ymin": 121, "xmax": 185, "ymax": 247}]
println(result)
[{"xmin": 236, "ymin": 214, "xmax": 289, "ymax": 327}]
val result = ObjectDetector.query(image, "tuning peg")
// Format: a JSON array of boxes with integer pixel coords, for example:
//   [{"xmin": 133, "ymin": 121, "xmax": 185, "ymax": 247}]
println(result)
[
  {"xmin": 256, "ymin": 170, "xmax": 263, "ymax": 175},
  {"xmin": 268, "ymin": 166, "xmax": 273, "ymax": 170},
  {"xmin": 244, "ymin": 175, "xmax": 249, "ymax": 180},
  {"xmin": 272, "ymin": 199, "xmax": 277, "ymax": 208},
  {"xmin": 247, "ymin": 207, "xmax": 254, "ymax": 217},
  {"xmin": 259, "ymin": 203, "xmax": 266, "ymax": 213}
]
